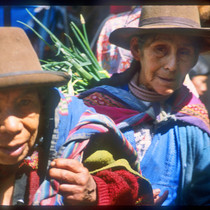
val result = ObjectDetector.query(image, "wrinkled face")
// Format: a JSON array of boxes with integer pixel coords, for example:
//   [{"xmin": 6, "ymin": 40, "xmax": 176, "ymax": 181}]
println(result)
[
  {"xmin": 191, "ymin": 75, "xmax": 208, "ymax": 96},
  {"xmin": 0, "ymin": 87, "xmax": 41, "ymax": 165},
  {"xmin": 131, "ymin": 34, "xmax": 199, "ymax": 95}
]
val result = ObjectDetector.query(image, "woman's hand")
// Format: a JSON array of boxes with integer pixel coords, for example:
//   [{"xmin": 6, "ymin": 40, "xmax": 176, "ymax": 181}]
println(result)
[
  {"xmin": 153, "ymin": 189, "xmax": 169, "ymax": 206},
  {"xmin": 49, "ymin": 158, "xmax": 97, "ymax": 205}
]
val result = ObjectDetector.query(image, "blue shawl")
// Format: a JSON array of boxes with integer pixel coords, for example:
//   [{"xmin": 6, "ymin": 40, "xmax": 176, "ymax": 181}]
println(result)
[
  {"xmin": 32, "ymin": 88, "xmax": 150, "ymax": 205},
  {"xmin": 79, "ymin": 85, "xmax": 210, "ymax": 205}
]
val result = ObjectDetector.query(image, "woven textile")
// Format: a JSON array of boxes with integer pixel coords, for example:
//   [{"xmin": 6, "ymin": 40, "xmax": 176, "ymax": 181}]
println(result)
[{"xmin": 31, "ymin": 89, "xmax": 142, "ymax": 205}]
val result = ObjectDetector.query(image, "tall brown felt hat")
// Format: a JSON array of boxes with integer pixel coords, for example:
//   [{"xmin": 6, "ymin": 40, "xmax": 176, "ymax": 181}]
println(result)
[
  {"xmin": 0, "ymin": 27, "xmax": 70, "ymax": 88},
  {"xmin": 109, "ymin": 5, "xmax": 210, "ymax": 52}
]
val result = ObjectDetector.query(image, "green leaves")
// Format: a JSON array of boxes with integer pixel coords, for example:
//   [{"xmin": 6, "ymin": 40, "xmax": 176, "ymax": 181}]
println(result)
[{"xmin": 18, "ymin": 9, "xmax": 109, "ymax": 95}]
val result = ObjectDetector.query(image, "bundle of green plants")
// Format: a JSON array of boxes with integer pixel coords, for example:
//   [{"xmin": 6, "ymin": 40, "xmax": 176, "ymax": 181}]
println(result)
[{"xmin": 18, "ymin": 9, "xmax": 109, "ymax": 95}]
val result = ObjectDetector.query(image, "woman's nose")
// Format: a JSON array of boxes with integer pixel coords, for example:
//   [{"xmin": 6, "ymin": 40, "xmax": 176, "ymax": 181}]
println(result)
[
  {"xmin": 202, "ymin": 83, "xmax": 207, "ymax": 92},
  {"xmin": 0, "ymin": 115, "xmax": 23, "ymax": 134},
  {"xmin": 199, "ymin": 83, "xmax": 208, "ymax": 95},
  {"xmin": 165, "ymin": 53, "xmax": 177, "ymax": 72}
]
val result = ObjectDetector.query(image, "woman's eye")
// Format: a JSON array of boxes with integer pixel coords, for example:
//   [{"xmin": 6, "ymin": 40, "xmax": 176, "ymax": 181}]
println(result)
[
  {"xmin": 155, "ymin": 45, "xmax": 167, "ymax": 55},
  {"xmin": 179, "ymin": 47, "xmax": 194, "ymax": 56},
  {"xmin": 19, "ymin": 99, "xmax": 31, "ymax": 106},
  {"xmin": 179, "ymin": 48, "xmax": 195, "ymax": 62},
  {"xmin": 180, "ymin": 50, "xmax": 190, "ymax": 55}
]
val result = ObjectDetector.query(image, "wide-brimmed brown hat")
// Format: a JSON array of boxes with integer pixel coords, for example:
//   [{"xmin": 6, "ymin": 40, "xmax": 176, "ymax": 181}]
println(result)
[
  {"xmin": 0, "ymin": 27, "xmax": 70, "ymax": 89},
  {"xmin": 109, "ymin": 5, "xmax": 210, "ymax": 52}
]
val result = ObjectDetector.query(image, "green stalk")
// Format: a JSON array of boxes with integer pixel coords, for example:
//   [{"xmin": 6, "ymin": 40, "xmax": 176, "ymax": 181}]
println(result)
[
  {"xmin": 25, "ymin": 9, "xmax": 62, "ymax": 45},
  {"xmin": 17, "ymin": 21, "xmax": 51, "ymax": 48},
  {"xmin": 68, "ymin": 58, "xmax": 93, "ymax": 81},
  {"xmin": 25, "ymin": 8, "xmax": 74, "ymax": 57},
  {"xmin": 80, "ymin": 14, "xmax": 89, "ymax": 46},
  {"xmin": 70, "ymin": 22, "xmax": 102, "ymax": 75},
  {"xmin": 20, "ymin": 8, "xmax": 110, "ymax": 94},
  {"xmin": 71, "ymin": 21, "xmax": 103, "ymax": 72}
]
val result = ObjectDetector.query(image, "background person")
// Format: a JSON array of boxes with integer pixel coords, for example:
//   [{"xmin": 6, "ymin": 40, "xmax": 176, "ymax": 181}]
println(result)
[
  {"xmin": 79, "ymin": 5, "xmax": 210, "ymax": 205},
  {"xmin": 189, "ymin": 55, "xmax": 210, "ymax": 119},
  {"xmin": 95, "ymin": 4, "xmax": 210, "ymax": 115},
  {"xmin": 94, "ymin": 5, "xmax": 200, "ymax": 98},
  {"xmin": 189, "ymin": 55, "xmax": 210, "ymax": 97},
  {"xmin": 95, "ymin": 6, "xmax": 141, "ymax": 74},
  {"xmin": 0, "ymin": 27, "xmax": 153, "ymax": 206}
]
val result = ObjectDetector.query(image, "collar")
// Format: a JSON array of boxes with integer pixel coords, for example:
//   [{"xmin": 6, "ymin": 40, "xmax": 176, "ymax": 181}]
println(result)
[{"xmin": 128, "ymin": 72, "xmax": 170, "ymax": 102}]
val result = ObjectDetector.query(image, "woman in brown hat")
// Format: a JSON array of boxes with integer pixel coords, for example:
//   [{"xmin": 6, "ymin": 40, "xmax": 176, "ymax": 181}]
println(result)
[
  {"xmin": 0, "ymin": 27, "xmax": 154, "ymax": 205},
  {"xmin": 79, "ymin": 5, "xmax": 210, "ymax": 205}
]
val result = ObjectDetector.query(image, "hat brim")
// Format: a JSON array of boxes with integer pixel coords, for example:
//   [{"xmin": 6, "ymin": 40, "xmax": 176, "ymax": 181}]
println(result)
[
  {"xmin": 0, "ymin": 71, "xmax": 70, "ymax": 89},
  {"xmin": 109, "ymin": 27, "xmax": 210, "ymax": 52}
]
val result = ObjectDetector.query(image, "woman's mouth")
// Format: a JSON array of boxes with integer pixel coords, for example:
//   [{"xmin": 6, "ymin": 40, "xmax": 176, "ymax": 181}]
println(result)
[
  {"xmin": 0, "ymin": 143, "xmax": 26, "ymax": 157},
  {"xmin": 158, "ymin": 76, "xmax": 175, "ymax": 83}
]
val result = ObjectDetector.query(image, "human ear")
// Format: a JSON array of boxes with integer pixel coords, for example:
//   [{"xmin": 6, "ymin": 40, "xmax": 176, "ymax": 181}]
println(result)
[{"xmin": 130, "ymin": 37, "xmax": 141, "ymax": 61}]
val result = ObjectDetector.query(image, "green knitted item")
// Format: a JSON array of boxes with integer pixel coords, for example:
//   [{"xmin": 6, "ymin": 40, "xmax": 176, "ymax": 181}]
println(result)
[{"xmin": 84, "ymin": 150, "xmax": 148, "ymax": 181}]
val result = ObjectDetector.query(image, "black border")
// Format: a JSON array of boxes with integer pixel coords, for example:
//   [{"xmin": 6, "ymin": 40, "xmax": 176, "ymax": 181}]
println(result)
[
  {"xmin": 0, "ymin": 0, "xmax": 209, "ymax": 209},
  {"xmin": 0, "ymin": 0, "xmax": 209, "ymax": 6}
]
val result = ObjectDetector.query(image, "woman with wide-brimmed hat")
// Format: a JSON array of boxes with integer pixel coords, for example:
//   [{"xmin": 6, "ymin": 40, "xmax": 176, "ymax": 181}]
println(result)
[
  {"xmin": 80, "ymin": 5, "xmax": 210, "ymax": 205},
  {"xmin": 0, "ymin": 27, "xmax": 154, "ymax": 205}
]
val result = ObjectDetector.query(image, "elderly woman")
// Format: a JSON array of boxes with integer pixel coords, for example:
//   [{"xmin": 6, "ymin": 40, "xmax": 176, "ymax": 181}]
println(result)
[
  {"xmin": 79, "ymin": 5, "xmax": 210, "ymax": 205},
  {"xmin": 0, "ymin": 27, "xmax": 153, "ymax": 205}
]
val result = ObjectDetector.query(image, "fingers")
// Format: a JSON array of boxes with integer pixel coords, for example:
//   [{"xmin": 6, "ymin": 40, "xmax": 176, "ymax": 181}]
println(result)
[
  {"xmin": 48, "ymin": 158, "xmax": 97, "ymax": 205},
  {"xmin": 154, "ymin": 190, "xmax": 169, "ymax": 206},
  {"xmin": 153, "ymin": 189, "xmax": 161, "ymax": 198},
  {"xmin": 59, "ymin": 180, "xmax": 96, "ymax": 205},
  {"xmin": 49, "ymin": 159, "xmax": 89, "ymax": 185},
  {"xmin": 50, "ymin": 158, "xmax": 84, "ymax": 173}
]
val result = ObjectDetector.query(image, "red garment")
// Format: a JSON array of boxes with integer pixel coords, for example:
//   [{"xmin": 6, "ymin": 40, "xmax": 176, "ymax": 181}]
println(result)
[
  {"xmin": 110, "ymin": 6, "xmax": 132, "ymax": 14},
  {"xmin": 28, "ymin": 170, "xmax": 40, "ymax": 205},
  {"xmin": 93, "ymin": 169, "xmax": 140, "ymax": 205},
  {"xmin": 28, "ymin": 168, "xmax": 150, "ymax": 205},
  {"xmin": 21, "ymin": 139, "xmax": 148, "ymax": 205}
]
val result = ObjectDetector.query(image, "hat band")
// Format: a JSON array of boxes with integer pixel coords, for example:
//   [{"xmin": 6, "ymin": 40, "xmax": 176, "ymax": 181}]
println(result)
[
  {"xmin": 0, "ymin": 70, "xmax": 46, "ymax": 77},
  {"xmin": 139, "ymin": 16, "xmax": 200, "ymax": 28}
]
